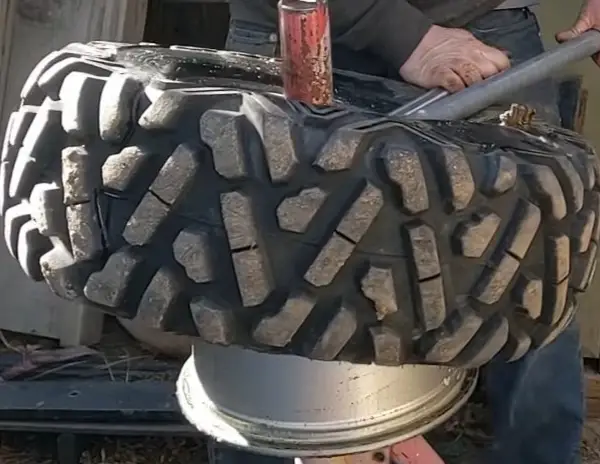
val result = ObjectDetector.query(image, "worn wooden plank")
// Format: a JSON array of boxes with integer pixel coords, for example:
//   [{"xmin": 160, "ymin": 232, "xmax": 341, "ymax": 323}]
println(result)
[
  {"xmin": 579, "ymin": 270, "xmax": 600, "ymax": 359},
  {"xmin": 100, "ymin": 0, "xmax": 149, "ymax": 43},
  {"xmin": 1, "ymin": 0, "xmax": 148, "ymax": 135},
  {"xmin": 587, "ymin": 369, "xmax": 600, "ymax": 419},
  {"xmin": 0, "ymin": 1, "xmax": 16, "ymax": 121}
]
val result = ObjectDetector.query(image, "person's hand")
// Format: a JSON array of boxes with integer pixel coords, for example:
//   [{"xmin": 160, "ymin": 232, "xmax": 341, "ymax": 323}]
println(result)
[
  {"xmin": 399, "ymin": 25, "xmax": 511, "ymax": 92},
  {"xmin": 556, "ymin": 0, "xmax": 600, "ymax": 65}
]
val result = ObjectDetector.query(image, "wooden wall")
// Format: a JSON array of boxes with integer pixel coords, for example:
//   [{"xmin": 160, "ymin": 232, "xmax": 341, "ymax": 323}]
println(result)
[{"xmin": 144, "ymin": 0, "xmax": 230, "ymax": 49}]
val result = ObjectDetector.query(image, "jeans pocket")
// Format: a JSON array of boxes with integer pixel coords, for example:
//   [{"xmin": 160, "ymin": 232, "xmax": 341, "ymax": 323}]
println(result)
[
  {"xmin": 467, "ymin": 8, "xmax": 538, "ymax": 34},
  {"xmin": 225, "ymin": 19, "xmax": 278, "ymax": 57}
]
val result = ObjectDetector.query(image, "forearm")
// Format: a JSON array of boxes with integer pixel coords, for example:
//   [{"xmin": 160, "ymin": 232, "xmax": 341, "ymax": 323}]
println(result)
[{"xmin": 328, "ymin": 0, "xmax": 433, "ymax": 69}]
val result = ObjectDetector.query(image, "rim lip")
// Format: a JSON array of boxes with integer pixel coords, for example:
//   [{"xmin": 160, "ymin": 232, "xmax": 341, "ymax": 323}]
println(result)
[{"xmin": 176, "ymin": 355, "xmax": 478, "ymax": 458}]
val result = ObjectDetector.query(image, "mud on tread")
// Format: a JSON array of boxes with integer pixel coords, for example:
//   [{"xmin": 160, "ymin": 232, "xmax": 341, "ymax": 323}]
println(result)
[{"xmin": 1, "ymin": 41, "xmax": 599, "ymax": 368}]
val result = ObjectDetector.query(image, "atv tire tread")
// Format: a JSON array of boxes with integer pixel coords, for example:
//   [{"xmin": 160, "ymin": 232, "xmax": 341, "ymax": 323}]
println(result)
[{"xmin": 2, "ymin": 41, "xmax": 599, "ymax": 367}]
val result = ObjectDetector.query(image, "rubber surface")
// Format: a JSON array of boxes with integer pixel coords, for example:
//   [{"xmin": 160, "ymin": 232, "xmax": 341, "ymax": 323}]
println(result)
[{"xmin": 2, "ymin": 41, "xmax": 599, "ymax": 367}]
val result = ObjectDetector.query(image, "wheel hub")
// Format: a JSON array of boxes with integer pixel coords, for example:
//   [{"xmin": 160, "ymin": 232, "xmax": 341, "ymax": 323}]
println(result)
[{"xmin": 177, "ymin": 342, "xmax": 477, "ymax": 458}]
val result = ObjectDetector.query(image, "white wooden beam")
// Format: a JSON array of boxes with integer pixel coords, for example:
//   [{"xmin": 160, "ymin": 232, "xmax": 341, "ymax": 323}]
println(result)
[{"xmin": 0, "ymin": 1, "xmax": 17, "ymax": 121}]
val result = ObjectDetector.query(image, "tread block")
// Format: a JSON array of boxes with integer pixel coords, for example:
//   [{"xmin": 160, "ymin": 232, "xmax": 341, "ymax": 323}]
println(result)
[
  {"xmin": 2, "ymin": 111, "xmax": 16, "ymax": 156},
  {"xmin": 99, "ymin": 73, "xmax": 143, "ymax": 143},
  {"xmin": 361, "ymin": 266, "xmax": 398, "ymax": 320},
  {"xmin": 29, "ymin": 183, "xmax": 66, "ymax": 236},
  {"xmin": 62, "ymin": 146, "xmax": 96, "ymax": 204},
  {"xmin": 0, "ymin": 158, "xmax": 14, "ymax": 213},
  {"xmin": 572, "ymin": 209, "xmax": 595, "ymax": 253},
  {"xmin": 571, "ymin": 243, "xmax": 598, "ymax": 291},
  {"xmin": 422, "ymin": 310, "xmax": 482, "ymax": 363},
  {"xmin": 138, "ymin": 89, "xmax": 191, "ymax": 130},
  {"xmin": 569, "ymin": 153, "xmax": 595, "ymax": 191},
  {"xmin": 314, "ymin": 126, "xmax": 362, "ymax": 172},
  {"xmin": 123, "ymin": 193, "xmax": 170, "ymax": 246},
  {"xmin": 541, "ymin": 278, "xmax": 569, "ymax": 325},
  {"xmin": 482, "ymin": 152, "xmax": 517, "ymax": 196},
  {"xmin": 136, "ymin": 268, "xmax": 183, "ymax": 329},
  {"xmin": 538, "ymin": 299, "xmax": 576, "ymax": 347},
  {"xmin": 502, "ymin": 323, "xmax": 531, "ymax": 362},
  {"xmin": 150, "ymin": 144, "xmax": 200, "ymax": 205},
  {"xmin": 406, "ymin": 223, "xmax": 441, "ymax": 280},
  {"xmin": 9, "ymin": 100, "xmax": 65, "ymax": 199},
  {"xmin": 66, "ymin": 203, "xmax": 104, "ymax": 262},
  {"xmin": 262, "ymin": 113, "xmax": 298, "ymax": 182},
  {"xmin": 336, "ymin": 184, "xmax": 383, "ymax": 242},
  {"xmin": 59, "ymin": 72, "xmax": 106, "ymax": 138},
  {"xmin": 520, "ymin": 164, "xmax": 567, "ymax": 220},
  {"xmin": 200, "ymin": 109, "xmax": 247, "ymax": 179},
  {"xmin": 253, "ymin": 294, "xmax": 315, "ymax": 347},
  {"xmin": 512, "ymin": 274, "xmax": 543, "ymax": 319},
  {"xmin": 220, "ymin": 192, "xmax": 257, "ymax": 250},
  {"xmin": 276, "ymin": 187, "xmax": 327, "ymax": 233},
  {"xmin": 437, "ymin": 147, "xmax": 475, "ymax": 212},
  {"xmin": 556, "ymin": 157, "xmax": 585, "ymax": 213},
  {"xmin": 232, "ymin": 248, "xmax": 272, "ymax": 307},
  {"xmin": 21, "ymin": 50, "xmax": 80, "ymax": 102},
  {"xmin": 472, "ymin": 253, "xmax": 520, "ymax": 305},
  {"xmin": 546, "ymin": 235, "xmax": 570, "ymax": 283},
  {"xmin": 17, "ymin": 220, "xmax": 52, "ymax": 281},
  {"xmin": 381, "ymin": 144, "xmax": 429, "ymax": 214},
  {"xmin": 369, "ymin": 326, "xmax": 406, "ymax": 365},
  {"xmin": 190, "ymin": 297, "xmax": 235, "ymax": 344},
  {"xmin": 310, "ymin": 305, "xmax": 357, "ymax": 361},
  {"xmin": 453, "ymin": 211, "xmax": 501, "ymax": 258},
  {"xmin": 40, "ymin": 245, "xmax": 81, "ymax": 299},
  {"xmin": 84, "ymin": 247, "xmax": 143, "ymax": 307},
  {"xmin": 503, "ymin": 200, "xmax": 541, "ymax": 259},
  {"xmin": 417, "ymin": 276, "xmax": 447, "ymax": 331},
  {"xmin": 8, "ymin": 107, "xmax": 37, "ymax": 148},
  {"xmin": 38, "ymin": 58, "xmax": 112, "ymax": 100},
  {"xmin": 173, "ymin": 228, "xmax": 213, "ymax": 283},
  {"xmin": 102, "ymin": 147, "xmax": 147, "ymax": 191},
  {"xmin": 4, "ymin": 203, "xmax": 31, "ymax": 259},
  {"xmin": 304, "ymin": 233, "xmax": 355, "ymax": 287},
  {"xmin": 453, "ymin": 315, "xmax": 509, "ymax": 367}
]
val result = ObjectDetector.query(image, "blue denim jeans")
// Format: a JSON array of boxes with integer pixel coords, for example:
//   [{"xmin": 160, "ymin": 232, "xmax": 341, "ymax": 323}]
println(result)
[
  {"xmin": 466, "ymin": 10, "xmax": 584, "ymax": 464},
  {"xmin": 222, "ymin": 9, "xmax": 584, "ymax": 464}
]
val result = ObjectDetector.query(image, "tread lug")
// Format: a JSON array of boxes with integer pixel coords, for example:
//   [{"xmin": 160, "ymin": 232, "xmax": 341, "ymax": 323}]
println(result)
[{"xmin": 99, "ymin": 73, "xmax": 143, "ymax": 143}]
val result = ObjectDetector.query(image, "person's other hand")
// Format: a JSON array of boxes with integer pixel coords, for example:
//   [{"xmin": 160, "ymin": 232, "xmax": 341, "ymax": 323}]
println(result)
[
  {"xmin": 399, "ymin": 25, "xmax": 511, "ymax": 92},
  {"xmin": 556, "ymin": 0, "xmax": 600, "ymax": 65}
]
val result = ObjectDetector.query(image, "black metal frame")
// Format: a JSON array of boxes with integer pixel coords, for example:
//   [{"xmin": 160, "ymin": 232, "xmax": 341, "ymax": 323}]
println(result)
[
  {"xmin": 0, "ymin": 378, "xmax": 196, "ymax": 463},
  {"xmin": 0, "ymin": 379, "xmax": 191, "ymax": 432}
]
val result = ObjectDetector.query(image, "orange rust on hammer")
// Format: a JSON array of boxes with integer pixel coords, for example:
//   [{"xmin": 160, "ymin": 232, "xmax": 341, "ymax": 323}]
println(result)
[{"xmin": 278, "ymin": 0, "xmax": 333, "ymax": 106}]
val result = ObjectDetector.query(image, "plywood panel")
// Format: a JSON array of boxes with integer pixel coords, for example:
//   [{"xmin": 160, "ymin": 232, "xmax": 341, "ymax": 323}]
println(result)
[{"xmin": 1, "ymin": 0, "xmax": 148, "ymax": 134}]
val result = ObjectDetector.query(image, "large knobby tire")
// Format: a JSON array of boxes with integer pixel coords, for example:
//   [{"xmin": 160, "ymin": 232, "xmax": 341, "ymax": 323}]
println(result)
[{"xmin": 2, "ymin": 41, "xmax": 599, "ymax": 368}]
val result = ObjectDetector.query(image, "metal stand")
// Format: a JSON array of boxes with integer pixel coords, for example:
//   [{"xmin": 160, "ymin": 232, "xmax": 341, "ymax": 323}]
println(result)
[{"xmin": 297, "ymin": 436, "xmax": 445, "ymax": 463}]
